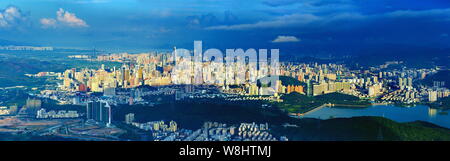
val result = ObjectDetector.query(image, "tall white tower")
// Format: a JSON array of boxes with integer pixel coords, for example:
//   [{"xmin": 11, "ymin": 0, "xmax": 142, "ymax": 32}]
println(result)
[{"xmin": 104, "ymin": 101, "xmax": 113, "ymax": 127}]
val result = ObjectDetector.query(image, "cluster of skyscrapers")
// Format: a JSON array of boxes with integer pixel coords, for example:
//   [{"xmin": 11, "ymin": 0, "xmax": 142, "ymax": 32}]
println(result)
[{"xmin": 86, "ymin": 101, "xmax": 112, "ymax": 127}]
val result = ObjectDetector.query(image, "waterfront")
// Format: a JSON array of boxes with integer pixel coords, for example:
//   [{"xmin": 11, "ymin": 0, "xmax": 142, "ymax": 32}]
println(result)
[{"xmin": 303, "ymin": 105, "xmax": 450, "ymax": 129}]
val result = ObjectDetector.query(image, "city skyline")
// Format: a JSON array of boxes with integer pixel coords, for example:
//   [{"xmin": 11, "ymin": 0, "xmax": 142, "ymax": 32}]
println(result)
[{"xmin": 0, "ymin": 0, "xmax": 449, "ymax": 144}]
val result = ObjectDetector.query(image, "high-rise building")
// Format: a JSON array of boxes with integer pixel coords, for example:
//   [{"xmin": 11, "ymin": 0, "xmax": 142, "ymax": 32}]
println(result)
[
  {"xmin": 169, "ymin": 120, "xmax": 178, "ymax": 132},
  {"xmin": 398, "ymin": 77, "xmax": 410, "ymax": 90},
  {"xmin": 125, "ymin": 113, "xmax": 135, "ymax": 124},
  {"xmin": 86, "ymin": 101, "xmax": 112, "ymax": 125},
  {"xmin": 26, "ymin": 98, "xmax": 42, "ymax": 108},
  {"xmin": 249, "ymin": 83, "xmax": 259, "ymax": 95},
  {"xmin": 428, "ymin": 91, "xmax": 438, "ymax": 102},
  {"xmin": 407, "ymin": 77, "xmax": 413, "ymax": 88},
  {"xmin": 313, "ymin": 83, "xmax": 328, "ymax": 96},
  {"xmin": 19, "ymin": 98, "xmax": 42, "ymax": 117},
  {"xmin": 368, "ymin": 84, "xmax": 381, "ymax": 97},
  {"xmin": 307, "ymin": 80, "xmax": 313, "ymax": 97},
  {"xmin": 399, "ymin": 77, "xmax": 404, "ymax": 90}
]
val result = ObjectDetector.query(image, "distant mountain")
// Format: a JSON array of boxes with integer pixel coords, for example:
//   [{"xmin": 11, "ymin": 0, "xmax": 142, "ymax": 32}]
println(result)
[
  {"xmin": 346, "ymin": 44, "xmax": 450, "ymax": 69},
  {"xmin": 420, "ymin": 70, "xmax": 450, "ymax": 89},
  {"xmin": 271, "ymin": 42, "xmax": 450, "ymax": 69},
  {"xmin": 0, "ymin": 57, "xmax": 66, "ymax": 87}
]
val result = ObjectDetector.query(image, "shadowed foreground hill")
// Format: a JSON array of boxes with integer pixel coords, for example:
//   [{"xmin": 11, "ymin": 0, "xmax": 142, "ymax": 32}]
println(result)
[
  {"xmin": 272, "ymin": 116, "xmax": 450, "ymax": 141},
  {"xmin": 113, "ymin": 98, "xmax": 448, "ymax": 141},
  {"xmin": 0, "ymin": 133, "xmax": 78, "ymax": 141}
]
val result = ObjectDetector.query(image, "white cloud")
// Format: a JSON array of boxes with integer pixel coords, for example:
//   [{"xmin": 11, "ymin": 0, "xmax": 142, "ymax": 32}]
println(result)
[
  {"xmin": 272, "ymin": 36, "xmax": 300, "ymax": 43},
  {"xmin": 0, "ymin": 6, "xmax": 27, "ymax": 28},
  {"xmin": 330, "ymin": 8, "xmax": 450, "ymax": 22},
  {"xmin": 384, "ymin": 8, "xmax": 450, "ymax": 19},
  {"xmin": 40, "ymin": 8, "xmax": 88, "ymax": 28},
  {"xmin": 56, "ymin": 8, "xmax": 88, "ymax": 27},
  {"xmin": 205, "ymin": 12, "xmax": 368, "ymax": 30},
  {"xmin": 206, "ymin": 14, "xmax": 320, "ymax": 30},
  {"xmin": 206, "ymin": 6, "xmax": 450, "ymax": 31},
  {"xmin": 40, "ymin": 18, "xmax": 57, "ymax": 28}
]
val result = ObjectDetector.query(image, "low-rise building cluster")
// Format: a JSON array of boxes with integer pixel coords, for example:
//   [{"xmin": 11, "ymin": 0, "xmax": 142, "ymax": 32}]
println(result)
[{"xmin": 36, "ymin": 108, "xmax": 80, "ymax": 119}]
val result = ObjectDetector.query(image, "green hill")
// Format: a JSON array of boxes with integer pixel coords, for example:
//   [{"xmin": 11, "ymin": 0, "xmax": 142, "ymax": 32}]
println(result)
[
  {"xmin": 315, "ymin": 92, "xmax": 370, "ymax": 105},
  {"xmin": 257, "ymin": 75, "xmax": 306, "ymax": 87},
  {"xmin": 276, "ymin": 92, "xmax": 370, "ymax": 113},
  {"xmin": 109, "ymin": 96, "xmax": 448, "ymax": 141},
  {"xmin": 0, "ymin": 57, "xmax": 66, "ymax": 87},
  {"xmin": 272, "ymin": 116, "xmax": 450, "ymax": 141},
  {"xmin": 277, "ymin": 92, "xmax": 322, "ymax": 113}
]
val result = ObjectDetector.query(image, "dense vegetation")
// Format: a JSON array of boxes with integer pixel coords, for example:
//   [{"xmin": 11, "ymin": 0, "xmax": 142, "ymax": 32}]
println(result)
[
  {"xmin": 112, "ymin": 99, "xmax": 450, "ymax": 141},
  {"xmin": 0, "ymin": 133, "xmax": 79, "ymax": 141},
  {"xmin": 315, "ymin": 92, "xmax": 370, "ymax": 106},
  {"xmin": 278, "ymin": 76, "xmax": 306, "ymax": 86},
  {"xmin": 275, "ymin": 92, "xmax": 370, "ymax": 113},
  {"xmin": 257, "ymin": 75, "xmax": 306, "ymax": 87},
  {"xmin": 276, "ymin": 92, "xmax": 322, "ymax": 113},
  {"xmin": 0, "ymin": 57, "xmax": 66, "ymax": 87},
  {"xmin": 112, "ymin": 99, "xmax": 285, "ymax": 130},
  {"xmin": 271, "ymin": 116, "xmax": 450, "ymax": 141},
  {"xmin": 115, "ymin": 122, "xmax": 153, "ymax": 141},
  {"xmin": 42, "ymin": 99, "xmax": 85, "ymax": 113},
  {"xmin": 0, "ymin": 51, "xmax": 120, "ymax": 88}
]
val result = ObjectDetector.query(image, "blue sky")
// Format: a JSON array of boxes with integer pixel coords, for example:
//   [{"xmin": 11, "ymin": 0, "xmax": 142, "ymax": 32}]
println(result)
[{"xmin": 1, "ymin": 0, "xmax": 450, "ymax": 53}]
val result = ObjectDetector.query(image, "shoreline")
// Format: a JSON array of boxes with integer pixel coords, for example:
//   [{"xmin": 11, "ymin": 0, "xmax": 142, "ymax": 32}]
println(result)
[
  {"xmin": 289, "ymin": 102, "xmax": 429, "ymax": 117},
  {"xmin": 289, "ymin": 103, "xmax": 371, "ymax": 117}
]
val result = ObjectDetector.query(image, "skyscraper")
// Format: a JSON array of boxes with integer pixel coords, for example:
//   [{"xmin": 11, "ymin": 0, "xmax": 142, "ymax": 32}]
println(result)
[
  {"xmin": 307, "ymin": 80, "xmax": 313, "ymax": 97},
  {"xmin": 428, "ymin": 91, "xmax": 438, "ymax": 102},
  {"xmin": 407, "ymin": 77, "xmax": 413, "ymax": 89},
  {"xmin": 125, "ymin": 113, "xmax": 135, "ymax": 124},
  {"xmin": 86, "ymin": 101, "xmax": 112, "ymax": 126}
]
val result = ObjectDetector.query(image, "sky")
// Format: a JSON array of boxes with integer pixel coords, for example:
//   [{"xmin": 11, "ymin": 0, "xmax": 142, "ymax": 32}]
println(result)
[{"xmin": 1, "ymin": 0, "xmax": 450, "ymax": 54}]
